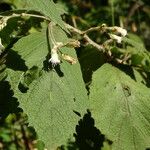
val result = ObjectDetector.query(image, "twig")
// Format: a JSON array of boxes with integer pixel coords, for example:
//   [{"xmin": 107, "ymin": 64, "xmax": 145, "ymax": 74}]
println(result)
[
  {"xmin": 21, "ymin": 125, "xmax": 31, "ymax": 150},
  {"xmin": 65, "ymin": 23, "xmax": 105, "ymax": 52},
  {"xmin": 0, "ymin": 13, "xmax": 50, "ymax": 21},
  {"xmin": 83, "ymin": 34, "xmax": 104, "ymax": 52},
  {"xmin": 72, "ymin": 16, "xmax": 77, "ymax": 28},
  {"xmin": 125, "ymin": 1, "xmax": 144, "ymax": 27},
  {"xmin": 21, "ymin": 13, "xmax": 50, "ymax": 21},
  {"xmin": 0, "ymin": 13, "xmax": 105, "ymax": 52},
  {"xmin": 65, "ymin": 23, "xmax": 82, "ymax": 34},
  {"xmin": 72, "ymin": 16, "xmax": 90, "ymax": 27},
  {"xmin": 82, "ymin": 26, "xmax": 102, "ymax": 34}
]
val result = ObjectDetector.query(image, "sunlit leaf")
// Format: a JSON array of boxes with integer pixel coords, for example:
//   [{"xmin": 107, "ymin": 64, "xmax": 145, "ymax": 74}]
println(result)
[
  {"xmin": 90, "ymin": 63, "xmax": 150, "ymax": 150},
  {"xmin": 7, "ymin": 27, "xmax": 88, "ymax": 149}
]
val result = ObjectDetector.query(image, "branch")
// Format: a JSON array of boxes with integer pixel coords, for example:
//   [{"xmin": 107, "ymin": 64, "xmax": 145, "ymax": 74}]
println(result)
[
  {"xmin": 82, "ymin": 26, "xmax": 102, "ymax": 34},
  {"xmin": 65, "ymin": 23, "xmax": 105, "ymax": 52},
  {"xmin": 0, "ymin": 13, "xmax": 50, "ymax": 21},
  {"xmin": 65, "ymin": 23, "xmax": 82, "ymax": 34},
  {"xmin": 0, "ymin": 12, "xmax": 50, "ymax": 31},
  {"xmin": 83, "ymin": 34, "xmax": 104, "ymax": 52},
  {"xmin": 124, "ymin": 1, "xmax": 144, "ymax": 27},
  {"xmin": 0, "ymin": 12, "xmax": 124, "ymax": 54}
]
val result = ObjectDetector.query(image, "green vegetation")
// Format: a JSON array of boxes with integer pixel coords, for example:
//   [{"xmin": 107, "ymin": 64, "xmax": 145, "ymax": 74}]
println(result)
[{"xmin": 0, "ymin": 0, "xmax": 150, "ymax": 150}]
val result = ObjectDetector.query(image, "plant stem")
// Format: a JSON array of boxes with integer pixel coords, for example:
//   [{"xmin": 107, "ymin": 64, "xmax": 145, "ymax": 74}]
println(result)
[
  {"xmin": 65, "ymin": 23, "xmax": 104, "ymax": 52},
  {"xmin": 0, "ymin": 12, "xmax": 106, "ymax": 52},
  {"xmin": 111, "ymin": 0, "xmax": 115, "ymax": 26},
  {"xmin": 0, "ymin": 13, "xmax": 51, "ymax": 21}
]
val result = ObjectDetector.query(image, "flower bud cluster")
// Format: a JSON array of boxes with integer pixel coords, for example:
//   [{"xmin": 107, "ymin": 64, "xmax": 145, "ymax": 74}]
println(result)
[
  {"xmin": 108, "ymin": 26, "xmax": 127, "ymax": 43},
  {"xmin": 49, "ymin": 40, "xmax": 80, "ymax": 67},
  {"xmin": 0, "ymin": 17, "xmax": 9, "ymax": 31}
]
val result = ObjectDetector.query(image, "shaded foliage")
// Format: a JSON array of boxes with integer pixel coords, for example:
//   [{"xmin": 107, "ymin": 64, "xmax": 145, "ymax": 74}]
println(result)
[
  {"xmin": 0, "ymin": 0, "xmax": 150, "ymax": 150},
  {"xmin": 0, "ymin": 81, "xmax": 21, "ymax": 122}
]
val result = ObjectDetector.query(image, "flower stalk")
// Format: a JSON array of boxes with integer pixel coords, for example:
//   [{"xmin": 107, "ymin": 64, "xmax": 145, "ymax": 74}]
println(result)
[{"xmin": 49, "ymin": 42, "xmax": 63, "ymax": 67}]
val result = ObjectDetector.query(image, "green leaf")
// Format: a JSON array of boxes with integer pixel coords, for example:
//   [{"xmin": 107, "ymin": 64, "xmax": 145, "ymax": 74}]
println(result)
[
  {"xmin": 7, "ymin": 25, "xmax": 88, "ymax": 149},
  {"xmin": 10, "ymin": 0, "xmax": 29, "ymax": 9},
  {"xmin": 26, "ymin": 0, "xmax": 66, "ymax": 30},
  {"xmin": 18, "ymin": 64, "xmax": 87, "ymax": 149},
  {"xmin": 127, "ymin": 33, "xmax": 144, "ymax": 45},
  {"xmin": 12, "ymin": 30, "xmax": 48, "ymax": 68},
  {"xmin": 123, "ymin": 36, "xmax": 150, "ymax": 72},
  {"xmin": 133, "ymin": 69, "xmax": 146, "ymax": 85},
  {"xmin": 89, "ymin": 63, "xmax": 150, "ymax": 150}
]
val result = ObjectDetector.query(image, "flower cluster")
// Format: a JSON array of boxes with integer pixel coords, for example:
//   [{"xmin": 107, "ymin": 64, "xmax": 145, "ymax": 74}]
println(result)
[
  {"xmin": 0, "ymin": 17, "xmax": 9, "ymax": 31},
  {"xmin": 114, "ymin": 26, "xmax": 127, "ymax": 37},
  {"xmin": 109, "ymin": 34, "xmax": 122, "ymax": 43},
  {"xmin": 109, "ymin": 26, "xmax": 127, "ymax": 43},
  {"xmin": 48, "ymin": 40, "xmax": 79, "ymax": 67}
]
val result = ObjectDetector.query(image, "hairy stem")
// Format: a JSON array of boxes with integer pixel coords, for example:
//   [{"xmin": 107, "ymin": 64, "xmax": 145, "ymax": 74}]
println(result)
[
  {"xmin": 64, "ymin": 23, "xmax": 105, "ymax": 52},
  {"xmin": 0, "ymin": 13, "xmax": 50, "ymax": 21}
]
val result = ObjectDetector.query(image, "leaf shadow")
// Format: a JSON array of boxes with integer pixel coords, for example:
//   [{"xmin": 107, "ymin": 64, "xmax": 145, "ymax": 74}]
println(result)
[
  {"xmin": 77, "ymin": 46, "xmax": 106, "ymax": 85},
  {"xmin": 0, "ymin": 80, "xmax": 22, "ymax": 123},
  {"xmin": 77, "ymin": 46, "xmax": 106, "ymax": 94},
  {"xmin": 60, "ymin": 110, "xmax": 112, "ymax": 150},
  {"xmin": 112, "ymin": 63, "xmax": 150, "ymax": 87},
  {"xmin": 6, "ymin": 49, "xmax": 28, "ymax": 71},
  {"xmin": 112, "ymin": 63, "xmax": 135, "ymax": 80},
  {"xmin": 138, "ymin": 71, "xmax": 150, "ymax": 88},
  {"xmin": 0, "ymin": 2, "xmax": 11, "ymax": 12},
  {"xmin": 74, "ymin": 110, "xmax": 106, "ymax": 150},
  {"xmin": 43, "ymin": 54, "xmax": 64, "ymax": 77},
  {"xmin": 145, "ymin": 72, "xmax": 150, "ymax": 87},
  {"xmin": 18, "ymin": 66, "xmax": 42, "ymax": 93}
]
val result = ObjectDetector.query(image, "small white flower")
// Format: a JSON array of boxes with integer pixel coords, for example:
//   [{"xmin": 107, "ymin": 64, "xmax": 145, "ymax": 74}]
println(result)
[
  {"xmin": 49, "ymin": 52, "xmax": 60, "ymax": 66},
  {"xmin": 48, "ymin": 42, "xmax": 63, "ymax": 67},
  {"xmin": 114, "ymin": 26, "xmax": 127, "ymax": 37},
  {"xmin": 0, "ymin": 17, "xmax": 9, "ymax": 31},
  {"xmin": 0, "ymin": 38, "xmax": 4, "ymax": 54},
  {"xmin": 110, "ymin": 34, "xmax": 122, "ymax": 43}
]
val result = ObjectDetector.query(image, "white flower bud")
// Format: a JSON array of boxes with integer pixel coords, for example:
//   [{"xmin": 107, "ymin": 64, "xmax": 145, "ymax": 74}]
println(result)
[
  {"xmin": 0, "ymin": 17, "xmax": 9, "ymax": 31},
  {"xmin": 62, "ymin": 54, "xmax": 77, "ymax": 64},
  {"xmin": 49, "ymin": 46, "xmax": 61, "ymax": 67},
  {"xmin": 110, "ymin": 34, "xmax": 122, "ymax": 43},
  {"xmin": 114, "ymin": 26, "xmax": 127, "ymax": 37},
  {"xmin": 48, "ymin": 42, "xmax": 63, "ymax": 67},
  {"xmin": 0, "ymin": 38, "xmax": 4, "ymax": 54},
  {"xmin": 66, "ymin": 40, "xmax": 80, "ymax": 48},
  {"xmin": 49, "ymin": 51, "xmax": 60, "ymax": 66}
]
